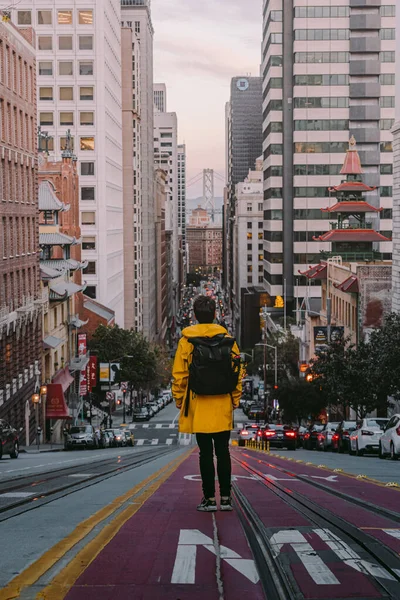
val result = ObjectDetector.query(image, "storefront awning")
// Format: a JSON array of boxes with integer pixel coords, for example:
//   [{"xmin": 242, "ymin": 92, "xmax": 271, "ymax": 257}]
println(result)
[
  {"xmin": 52, "ymin": 367, "xmax": 74, "ymax": 392},
  {"xmin": 45, "ymin": 384, "xmax": 70, "ymax": 419}
]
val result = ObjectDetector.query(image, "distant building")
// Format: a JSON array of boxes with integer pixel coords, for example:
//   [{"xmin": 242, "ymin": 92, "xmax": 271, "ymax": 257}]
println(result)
[
  {"xmin": 189, "ymin": 206, "xmax": 210, "ymax": 227},
  {"xmin": 178, "ymin": 144, "xmax": 187, "ymax": 278},
  {"xmin": 0, "ymin": 18, "xmax": 42, "ymax": 445},
  {"xmin": 154, "ymin": 83, "xmax": 166, "ymax": 112},
  {"xmin": 155, "ymin": 168, "xmax": 168, "ymax": 343},
  {"xmin": 187, "ymin": 227, "xmax": 223, "ymax": 274}
]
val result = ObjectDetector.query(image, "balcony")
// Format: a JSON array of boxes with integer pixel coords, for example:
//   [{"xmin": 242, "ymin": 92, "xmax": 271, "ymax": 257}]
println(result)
[
  {"xmin": 350, "ymin": 37, "xmax": 380, "ymax": 53},
  {"xmin": 349, "ymin": 82, "xmax": 380, "ymax": 98},
  {"xmin": 320, "ymin": 250, "xmax": 383, "ymax": 262},
  {"xmin": 350, "ymin": 60, "xmax": 380, "ymax": 76},
  {"xmin": 330, "ymin": 222, "xmax": 373, "ymax": 230},
  {"xmin": 350, "ymin": 105, "xmax": 380, "ymax": 121},
  {"xmin": 350, "ymin": 14, "xmax": 381, "ymax": 31}
]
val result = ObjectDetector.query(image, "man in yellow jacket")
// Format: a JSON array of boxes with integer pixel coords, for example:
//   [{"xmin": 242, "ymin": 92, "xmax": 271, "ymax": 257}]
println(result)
[{"xmin": 172, "ymin": 295, "xmax": 242, "ymax": 512}]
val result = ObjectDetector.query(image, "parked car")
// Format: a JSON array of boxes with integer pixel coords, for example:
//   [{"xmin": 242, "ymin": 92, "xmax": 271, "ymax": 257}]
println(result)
[
  {"xmin": 262, "ymin": 424, "xmax": 297, "ymax": 450},
  {"xmin": 122, "ymin": 429, "xmax": 135, "ymax": 447},
  {"xmin": 303, "ymin": 424, "xmax": 324, "ymax": 450},
  {"xmin": 317, "ymin": 422, "xmax": 340, "ymax": 451},
  {"xmin": 132, "ymin": 407, "xmax": 150, "ymax": 422},
  {"xmin": 243, "ymin": 400, "xmax": 256, "ymax": 415},
  {"xmin": 100, "ymin": 430, "xmax": 115, "ymax": 448},
  {"xmin": 0, "ymin": 419, "xmax": 19, "ymax": 459},
  {"xmin": 145, "ymin": 403, "xmax": 156, "ymax": 418},
  {"xmin": 148, "ymin": 402, "xmax": 159, "ymax": 415},
  {"xmin": 238, "ymin": 424, "xmax": 261, "ymax": 446},
  {"xmin": 379, "ymin": 414, "xmax": 400, "ymax": 460},
  {"xmin": 332, "ymin": 420, "xmax": 358, "ymax": 453},
  {"xmin": 65, "ymin": 425, "xmax": 98, "ymax": 450},
  {"xmin": 295, "ymin": 426, "xmax": 307, "ymax": 448},
  {"xmin": 247, "ymin": 404, "xmax": 265, "ymax": 422},
  {"xmin": 349, "ymin": 418, "xmax": 388, "ymax": 456}
]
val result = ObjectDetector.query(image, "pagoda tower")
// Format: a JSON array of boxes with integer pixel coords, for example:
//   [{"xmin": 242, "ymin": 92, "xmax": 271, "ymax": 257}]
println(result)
[{"xmin": 313, "ymin": 137, "xmax": 390, "ymax": 261}]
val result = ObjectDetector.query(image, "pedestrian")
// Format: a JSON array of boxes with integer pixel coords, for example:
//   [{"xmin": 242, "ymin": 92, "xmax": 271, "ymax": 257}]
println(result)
[{"xmin": 172, "ymin": 295, "xmax": 242, "ymax": 512}]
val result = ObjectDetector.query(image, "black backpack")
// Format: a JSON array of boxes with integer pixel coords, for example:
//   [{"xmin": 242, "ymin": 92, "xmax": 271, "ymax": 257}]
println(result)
[{"xmin": 184, "ymin": 334, "xmax": 241, "ymax": 416}]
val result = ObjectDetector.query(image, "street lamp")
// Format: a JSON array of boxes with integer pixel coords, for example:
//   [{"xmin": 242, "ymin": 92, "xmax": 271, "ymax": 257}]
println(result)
[
  {"xmin": 255, "ymin": 342, "xmax": 278, "ymax": 416},
  {"xmin": 31, "ymin": 393, "xmax": 40, "ymax": 450}
]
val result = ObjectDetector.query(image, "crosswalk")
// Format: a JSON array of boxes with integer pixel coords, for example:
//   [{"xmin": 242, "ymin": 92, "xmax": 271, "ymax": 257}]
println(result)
[
  {"xmin": 134, "ymin": 438, "xmax": 178, "ymax": 446},
  {"xmin": 129, "ymin": 423, "xmax": 177, "ymax": 430}
]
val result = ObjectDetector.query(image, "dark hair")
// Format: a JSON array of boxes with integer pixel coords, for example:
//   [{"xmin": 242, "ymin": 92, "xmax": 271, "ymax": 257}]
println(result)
[{"xmin": 193, "ymin": 295, "xmax": 216, "ymax": 324}]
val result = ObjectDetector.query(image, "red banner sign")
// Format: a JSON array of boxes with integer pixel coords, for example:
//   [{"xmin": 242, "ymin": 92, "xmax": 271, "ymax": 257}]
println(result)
[
  {"xmin": 79, "ymin": 368, "xmax": 88, "ymax": 396},
  {"xmin": 77, "ymin": 333, "xmax": 87, "ymax": 357},
  {"xmin": 87, "ymin": 356, "xmax": 97, "ymax": 391},
  {"xmin": 46, "ymin": 384, "xmax": 70, "ymax": 419}
]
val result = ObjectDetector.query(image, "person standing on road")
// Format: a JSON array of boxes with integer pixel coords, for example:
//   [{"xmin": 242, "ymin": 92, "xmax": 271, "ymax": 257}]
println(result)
[{"xmin": 172, "ymin": 295, "xmax": 242, "ymax": 512}]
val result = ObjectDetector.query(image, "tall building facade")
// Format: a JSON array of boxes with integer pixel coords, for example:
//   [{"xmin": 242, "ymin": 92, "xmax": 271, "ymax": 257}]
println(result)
[
  {"xmin": 392, "ymin": 2, "xmax": 400, "ymax": 312},
  {"xmin": 225, "ymin": 76, "xmax": 263, "ymax": 311},
  {"xmin": 154, "ymin": 82, "xmax": 166, "ymax": 112},
  {"xmin": 12, "ymin": 0, "xmax": 124, "ymax": 324},
  {"xmin": 121, "ymin": 0, "xmax": 156, "ymax": 339},
  {"xmin": 177, "ymin": 143, "xmax": 187, "ymax": 277},
  {"xmin": 262, "ymin": 0, "xmax": 396, "ymax": 311},
  {"xmin": 0, "ymin": 19, "xmax": 43, "ymax": 444}
]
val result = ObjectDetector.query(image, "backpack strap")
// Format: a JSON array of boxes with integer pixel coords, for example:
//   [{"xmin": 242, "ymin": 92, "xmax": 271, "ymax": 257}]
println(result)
[{"xmin": 184, "ymin": 384, "xmax": 190, "ymax": 417}]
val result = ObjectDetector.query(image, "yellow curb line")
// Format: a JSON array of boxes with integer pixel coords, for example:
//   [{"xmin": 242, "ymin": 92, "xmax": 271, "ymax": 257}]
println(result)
[
  {"xmin": 0, "ymin": 449, "xmax": 193, "ymax": 600},
  {"xmin": 239, "ymin": 447, "xmax": 400, "ymax": 491},
  {"xmin": 37, "ymin": 449, "xmax": 192, "ymax": 600}
]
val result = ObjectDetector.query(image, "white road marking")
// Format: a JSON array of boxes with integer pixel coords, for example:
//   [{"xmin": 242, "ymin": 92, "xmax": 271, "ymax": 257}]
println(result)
[
  {"xmin": 0, "ymin": 492, "xmax": 35, "ymax": 498},
  {"xmin": 171, "ymin": 529, "xmax": 259, "ymax": 585},
  {"xmin": 383, "ymin": 529, "xmax": 400, "ymax": 540},
  {"xmin": 270, "ymin": 530, "xmax": 339, "ymax": 585},
  {"xmin": 314, "ymin": 529, "xmax": 396, "ymax": 581},
  {"xmin": 151, "ymin": 439, "xmax": 159, "ymax": 445},
  {"xmin": 142, "ymin": 424, "xmax": 149, "ymax": 429},
  {"xmin": 136, "ymin": 439, "xmax": 145, "ymax": 446},
  {"xmin": 67, "ymin": 474, "xmax": 95, "ymax": 478},
  {"xmin": 155, "ymin": 424, "xmax": 163, "ymax": 429},
  {"xmin": 169, "ymin": 424, "xmax": 176, "ymax": 429},
  {"xmin": 264, "ymin": 474, "xmax": 295, "ymax": 482},
  {"xmin": 166, "ymin": 439, "xmax": 173, "ymax": 445},
  {"xmin": 184, "ymin": 474, "xmax": 257, "ymax": 482}
]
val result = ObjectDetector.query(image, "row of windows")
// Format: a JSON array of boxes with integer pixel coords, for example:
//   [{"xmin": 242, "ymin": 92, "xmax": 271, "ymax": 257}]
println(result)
[
  {"xmin": 294, "ymin": 74, "xmax": 349, "ymax": 86},
  {"xmin": 40, "ymin": 111, "xmax": 94, "ymax": 126},
  {"xmin": 295, "ymin": 51, "xmax": 395, "ymax": 63},
  {"xmin": 294, "ymin": 119, "xmax": 349, "ymax": 131},
  {"xmin": 38, "ymin": 60, "xmax": 94, "ymax": 77},
  {"xmin": 294, "ymin": 6, "xmax": 349, "ymax": 18},
  {"xmin": 38, "ymin": 135, "xmax": 95, "ymax": 152},
  {"xmin": 0, "ymin": 99, "xmax": 36, "ymax": 153},
  {"xmin": 264, "ymin": 163, "xmax": 393, "ymax": 179},
  {"xmin": 0, "ymin": 41, "xmax": 35, "ymax": 105},
  {"xmin": 1, "ymin": 215, "xmax": 36, "ymax": 258},
  {"xmin": 38, "ymin": 36, "xmax": 93, "ymax": 53},
  {"xmin": 17, "ymin": 9, "xmax": 93, "ymax": 26},
  {"xmin": 295, "ymin": 29, "xmax": 349, "ymax": 41},
  {"xmin": 381, "ymin": 96, "xmax": 395, "ymax": 107},
  {"xmin": 263, "ymin": 208, "xmax": 393, "ymax": 220},
  {"xmin": 294, "ymin": 97, "xmax": 348, "ymax": 109},
  {"xmin": 247, "ymin": 222, "xmax": 264, "ymax": 229},
  {"xmin": 0, "ymin": 160, "xmax": 35, "ymax": 204},
  {"xmin": 39, "ymin": 86, "xmax": 94, "ymax": 101},
  {"xmin": 293, "ymin": 141, "xmax": 392, "ymax": 154}
]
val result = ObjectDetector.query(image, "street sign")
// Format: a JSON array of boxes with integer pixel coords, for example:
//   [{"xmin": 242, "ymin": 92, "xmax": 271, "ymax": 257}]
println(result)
[{"xmin": 106, "ymin": 392, "xmax": 114, "ymax": 401}]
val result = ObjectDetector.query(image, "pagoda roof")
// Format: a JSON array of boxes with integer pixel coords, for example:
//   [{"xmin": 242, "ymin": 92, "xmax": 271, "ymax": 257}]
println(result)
[
  {"xmin": 340, "ymin": 136, "xmax": 363, "ymax": 175},
  {"xmin": 39, "ymin": 181, "xmax": 70, "ymax": 212},
  {"xmin": 334, "ymin": 275, "xmax": 359, "ymax": 294},
  {"xmin": 39, "ymin": 232, "xmax": 81, "ymax": 246},
  {"xmin": 41, "ymin": 258, "xmax": 88, "ymax": 273},
  {"xmin": 321, "ymin": 201, "xmax": 382, "ymax": 214},
  {"xmin": 313, "ymin": 230, "xmax": 391, "ymax": 242},
  {"xmin": 298, "ymin": 262, "xmax": 327, "ymax": 280},
  {"xmin": 328, "ymin": 181, "xmax": 376, "ymax": 193},
  {"xmin": 49, "ymin": 281, "xmax": 86, "ymax": 301}
]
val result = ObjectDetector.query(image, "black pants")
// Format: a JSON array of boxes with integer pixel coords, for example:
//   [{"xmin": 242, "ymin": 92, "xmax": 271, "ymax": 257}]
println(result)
[{"xmin": 196, "ymin": 431, "xmax": 231, "ymax": 498}]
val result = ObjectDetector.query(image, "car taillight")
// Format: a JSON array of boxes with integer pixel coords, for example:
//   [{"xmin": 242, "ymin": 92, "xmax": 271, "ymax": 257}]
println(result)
[
  {"xmin": 264, "ymin": 431, "xmax": 275, "ymax": 437},
  {"xmin": 241, "ymin": 430, "xmax": 249, "ymax": 435},
  {"xmin": 361, "ymin": 430, "xmax": 374, "ymax": 436},
  {"xmin": 396, "ymin": 426, "xmax": 400, "ymax": 436},
  {"xmin": 285, "ymin": 431, "xmax": 296, "ymax": 437},
  {"xmin": 304, "ymin": 433, "xmax": 310, "ymax": 439},
  {"xmin": 343, "ymin": 430, "xmax": 349, "ymax": 436},
  {"xmin": 257, "ymin": 430, "xmax": 262, "ymax": 436},
  {"xmin": 332, "ymin": 434, "xmax": 339, "ymax": 440}
]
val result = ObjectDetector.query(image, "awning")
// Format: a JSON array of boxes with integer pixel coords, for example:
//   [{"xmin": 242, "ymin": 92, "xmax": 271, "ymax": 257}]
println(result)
[
  {"xmin": 45, "ymin": 384, "xmax": 70, "ymax": 419},
  {"xmin": 49, "ymin": 281, "xmax": 86, "ymax": 300},
  {"xmin": 69, "ymin": 355, "xmax": 90, "ymax": 373},
  {"xmin": 43, "ymin": 335, "xmax": 64, "ymax": 349},
  {"xmin": 52, "ymin": 367, "xmax": 74, "ymax": 392}
]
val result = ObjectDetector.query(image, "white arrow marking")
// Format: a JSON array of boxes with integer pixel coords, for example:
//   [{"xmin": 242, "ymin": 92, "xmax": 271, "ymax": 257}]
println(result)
[
  {"xmin": 270, "ymin": 530, "xmax": 339, "ymax": 585},
  {"xmin": 172, "ymin": 529, "xmax": 259, "ymax": 584},
  {"xmin": 166, "ymin": 438, "xmax": 173, "ymax": 445},
  {"xmin": 264, "ymin": 474, "xmax": 295, "ymax": 482},
  {"xmin": 310, "ymin": 475, "xmax": 338, "ymax": 482},
  {"xmin": 383, "ymin": 529, "xmax": 400, "ymax": 540}
]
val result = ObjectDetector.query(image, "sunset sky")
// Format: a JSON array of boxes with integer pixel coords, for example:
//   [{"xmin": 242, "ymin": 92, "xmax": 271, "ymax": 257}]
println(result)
[{"xmin": 152, "ymin": 0, "xmax": 262, "ymax": 198}]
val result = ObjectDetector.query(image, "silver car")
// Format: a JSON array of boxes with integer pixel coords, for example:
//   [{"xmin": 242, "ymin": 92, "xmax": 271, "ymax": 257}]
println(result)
[
  {"xmin": 317, "ymin": 422, "xmax": 340, "ymax": 451},
  {"xmin": 65, "ymin": 425, "xmax": 97, "ymax": 450}
]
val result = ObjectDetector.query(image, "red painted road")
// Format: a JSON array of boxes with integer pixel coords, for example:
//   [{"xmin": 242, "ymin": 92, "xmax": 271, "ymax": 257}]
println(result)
[{"xmin": 64, "ymin": 450, "xmax": 400, "ymax": 599}]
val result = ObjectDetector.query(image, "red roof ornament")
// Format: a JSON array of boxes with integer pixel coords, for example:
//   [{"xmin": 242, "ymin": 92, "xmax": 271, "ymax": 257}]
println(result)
[
  {"xmin": 298, "ymin": 263, "xmax": 327, "ymax": 280},
  {"xmin": 328, "ymin": 181, "xmax": 376, "ymax": 193},
  {"xmin": 334, "ymin": 275, "xmax": 359, "ymax": 294},
  {"xmin": 340, "ymin": 136, "xmax": 363, "ymax": 175},
  {"xmin": 313, "ymin": 230, "xmax": 391, "ymax": 243},
  {"xmin": 321, "ymin": 201, "xmax": 382, "ymax": 214}
]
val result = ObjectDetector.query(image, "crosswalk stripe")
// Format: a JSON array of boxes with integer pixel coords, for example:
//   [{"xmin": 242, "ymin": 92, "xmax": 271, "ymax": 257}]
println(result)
[
  {"xmin": 142, "ymin": 424, "xmax": 149, "ymax": 428},
  {"xmin": 151, "ymin": 439, "xmax": 159, "ymax": 445},
  {"xmin": 136, "ymin": 439, "xmax": 145, "ymax": 446},
  {"xmin": 155, "ymin": 424, "xmax": 163, "ymax": 429},
  {"xmin": 168, "ymin": 424, "xmax": 176, "ymax": 428},
  {"xmin": 166, "ymin": 439, "xmax": 173, "ymax": 445}
]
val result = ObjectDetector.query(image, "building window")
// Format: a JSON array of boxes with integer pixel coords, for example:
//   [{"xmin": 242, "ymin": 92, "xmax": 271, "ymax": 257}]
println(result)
[
  {"xmin": 248, "ymin": 276, "xmax": 253, "ymax": 284},
  {"xmin": 380, "ymin": 73, "xmax": 395, "ymax": 85},
  {"xmin": 247, "ymin": 232, "xmax": 253, "ymax": 240},
  {"xmin": 294, "ymin": 6, "xmax": 349, "ymax": 17},
  {"xmin": 79, "ymin": 61, "xmax": 93, "ymax": 76},
  {"xmin": 294, "ymin": 97, "xmax": 349, "ymax": 109},
  {"xmin": 295, "ymin": 29, "xmax": 349, "ymax": 41},
  {"xmin": 247, "ymin": 203, "xmax": 252, "ymax": 212},
  {"xmin": 58, "ymin": 61, "xmax": 73, "ymax": 76},
  {"xmin": 40, "ymin": 112, "xmax": 53, "ymax": 126},
  {"xmin": 80, "ymin": 112, "xmax": 94, "ymax": 126},
  {"xmin": 39, "ymin": 87, "xmax": 53, "ymax": 101},
  {"xmin": 38, "ymin": 36, "xmax": 53, "ymax": 50},
  {"xmin": 380, "ymin": 28, "xmax": 395, "ymax": 40},
  {"xmin": 59, "ymin": 87, "xmax": 73, "ymax": 101},
  {"xmin": 85, "ymin": 285, "xmax": 96, "ymax": 299},
  {"xmin": 59, "ymin": 35, "xmax": 73, "ymax": 50},
  {"xmin": 247, "ymin": 265, "xmax": 253, "ymax": 273},
  {"xmin": 247, "ymin": 222, "xmax": 252, "ymax": 229},
  {"xmin": 39, "ymin": 61, "xmax": 53, "ymax": 76},
  {"xmin": 380, "ymin": 119, "xmax": 395, "ymax": 130},
  {"xmin": 79, "ymin": 35, "xmax": 93, "ymax": 50},
  {"xmin": 81, "ymin": 187, "xmax": 95, "ymax": 200},
  {"xmin": 380, "ymin": 96, "xmax": 395, "ymax": 108},
  {"xmin": 82, "ymin": 236, "xmax": 96, "ymax": 250},
  {"xmin": 247, "ymin": 243, "xmax": 252, "ymax": 251},
  {"xmin": 58, "ymin": 10, "xmax": 72, "ymax": 25},
  {"xmin": 78, "ymin": 10, "xmax": 93, "ymax": 25},
  {"xmin": 294, "ymin": 74, "xmax": 349, "ymax": 86},
  {"xmin": 39, "ymin": 136, "xmax": 54, "ymax": 151},
  {"xmin": 81, "ymin": 211, "xmax": 95, "ymax": 225},
  {"xmin": 37, "ymin": 10, "xmax": 52, "ymax": 25},
  {"xmin": 247, "ymin": 255, "xmax": 252, "ymax": 262},
  {"xmin": 381, "ymin": 141, "xmax": 393, "ymax": 152},
  {"xmin": 18, "ymin": 10, "xmax": 32, "ymax": 24},
  {"xmin": 81, "ymin": 162, "xmax": 95, "ymax": 176},
  {"xmin": 135, "ymin": 21, "xmax": 140, "ymax": 33},
  {"xmin": 80, "ymin": 86, "xmax": 94, "ymax": 100},
  {"xmin": 380, "ymin": 5, "xmax": 396, "ymax": 17},
  {"xmin": 381, "ymin": 51, "xmax": 395, "ymax": 62},
  {"xmin": 60, "ymin": 112, "xmax": 74, "ymax": 126},
  {"xmin": 83, "ymin": 261, "xmax": 96, "ymax": 275},
  {"xmin": 258, "ymin": 203, "xmax": 263, "ymax": 211},
  {"xmin": 295, "ymin": 52, "xmax": 349, "ymax": 63},
  {"xmin": 380, "ymin": 164, "xmax": 393, "ymax": 175},
  {"xmin": 80, "ymin": 137, "xmax": 94, "ymax": 151},
  {"xmin": 60, "ymin": 136, "xmax": 74, "ymax": 151}
]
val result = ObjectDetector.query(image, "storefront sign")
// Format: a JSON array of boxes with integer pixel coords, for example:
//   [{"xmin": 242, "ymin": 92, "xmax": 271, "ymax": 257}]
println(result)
[
  {"xmin": 77, "ymin": 333, "xmax": 87, "ymax": 357},
  {"xmin": 314, "ymin": 326, "xmax": 344, "ymax": 347}
]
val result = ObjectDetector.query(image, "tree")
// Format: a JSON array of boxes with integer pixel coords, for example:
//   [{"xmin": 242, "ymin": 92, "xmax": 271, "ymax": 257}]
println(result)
[
  {"xmin": 276, "ymin": 378, "xmax": 326, "ymax": 425},
  {"xmin": 90, "ymin": 324, "xmax": 132, "ymax": 364}
]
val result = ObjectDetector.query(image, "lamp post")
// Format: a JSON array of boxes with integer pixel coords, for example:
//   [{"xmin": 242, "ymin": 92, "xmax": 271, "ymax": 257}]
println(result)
[
  {"xmin": 40, "ymin": 385, "xmax": 47, "ymax": 443},
  {"xmin": 31, "ymin": 393, "xmax": 40, "ymax": 450},
  {"xmin": 255, "ymin": 342, "xmax": 278, "ymax": 417}
]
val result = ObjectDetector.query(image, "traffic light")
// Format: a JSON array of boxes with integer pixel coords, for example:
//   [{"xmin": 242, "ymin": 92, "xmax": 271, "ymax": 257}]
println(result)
[
  {"xmin": 116, "ymin": 399, "xmax": 121, "ymax": 405},
  {"xmin": 273, "ymin": 384, "xmax": 279, "ymax": 390}
]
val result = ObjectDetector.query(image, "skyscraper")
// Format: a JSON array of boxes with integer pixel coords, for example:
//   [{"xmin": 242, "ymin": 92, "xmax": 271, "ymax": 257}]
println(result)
[
  {"xmin": 177, "ymin": 143, "xmax": 187, "ymax": 277},
  {"xmin": 121, "ymin": 0, "xmax": 156, "ymax": 339},
  {"xmin": 225, "ymin": 76, "xmax": 263, "ymax": 312},
  {"xmin": 262, "ymin": 1, "xmax": 395, "ymax": 311},
  {"xmin": 392, "ymin": 3, "xmax": 400, "ymax": 312},
  {"xmin": 13, "ymin": 1, "xmax": 125, "ymax": 324}
]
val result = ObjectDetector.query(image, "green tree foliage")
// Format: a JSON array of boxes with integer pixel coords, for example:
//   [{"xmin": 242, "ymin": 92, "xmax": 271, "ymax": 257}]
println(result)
[{"xmin": 276, "ymin": 379, "xmax": 326, "ymax": 425}]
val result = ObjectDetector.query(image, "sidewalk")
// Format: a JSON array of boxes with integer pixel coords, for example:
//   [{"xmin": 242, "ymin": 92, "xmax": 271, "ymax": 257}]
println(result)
[{"xmin": 19, "ymin": 443, "xmax": 64, "ymax": 454}]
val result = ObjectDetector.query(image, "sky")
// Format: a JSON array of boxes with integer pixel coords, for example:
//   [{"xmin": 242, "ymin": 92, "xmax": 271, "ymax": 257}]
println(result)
[{"xmin": 152, "ymin": 0, "xmax": 262, "ymax": 199}]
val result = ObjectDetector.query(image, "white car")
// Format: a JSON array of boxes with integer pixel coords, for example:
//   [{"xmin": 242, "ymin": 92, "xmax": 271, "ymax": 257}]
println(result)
[
  {"xmin": 349, "ymin": 418, "xmax": 388, "ymax": 456},
  {"xmin": 379, "ymin": 414, "xmax": 400, "ymax": 460},
  {"xmin": 238, "ymin": 424, "xmax": 261, "ymax": 446},
  {"xmin": 317, "ymin": 422, "xmax": 340, "ymax": 451}
]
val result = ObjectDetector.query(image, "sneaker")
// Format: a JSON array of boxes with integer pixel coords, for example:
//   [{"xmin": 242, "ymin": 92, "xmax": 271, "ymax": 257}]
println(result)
[
  {"xmin": 220, "ymin": 497, "xmax": 233, "ymax": 511},
  {"xmin": 197, "ymin": 497, "xmax": 217, "ymax": 512}
]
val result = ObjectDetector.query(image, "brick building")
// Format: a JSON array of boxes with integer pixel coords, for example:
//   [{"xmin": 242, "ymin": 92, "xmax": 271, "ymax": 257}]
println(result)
[
  {"xmin": 0, "ymin": 18, "xmax": 42, "ymax": 444},
  {"xmin": 187, "ymin": 226, "xmax": 223, "ymax": 274}
]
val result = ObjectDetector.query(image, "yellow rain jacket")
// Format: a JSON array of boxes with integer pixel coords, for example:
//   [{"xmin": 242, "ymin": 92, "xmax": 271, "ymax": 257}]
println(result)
[{"xmin": 172, "ymin": 323, "xmax": 242, "ymax": 434}]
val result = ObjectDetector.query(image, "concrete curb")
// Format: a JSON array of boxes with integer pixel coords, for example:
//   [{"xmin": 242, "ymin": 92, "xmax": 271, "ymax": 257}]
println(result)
[{"xmin": 19, "ymin": 447, "xmax": 64, "ymax": 454}]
